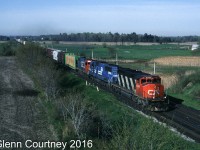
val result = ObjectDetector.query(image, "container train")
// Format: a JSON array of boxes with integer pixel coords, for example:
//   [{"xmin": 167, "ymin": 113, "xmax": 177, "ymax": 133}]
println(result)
[{"xmin": 46, "ymin": 48, "xmax": 168, "ymax": 111}]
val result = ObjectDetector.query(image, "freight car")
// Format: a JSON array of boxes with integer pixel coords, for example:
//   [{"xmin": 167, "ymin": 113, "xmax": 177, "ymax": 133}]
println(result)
[
  {"xmin": 46, "ymin": 48, "xmax": 54, "ymax": 59},
  {"xmin": 46, "ymin": 48, "xmax": 168, "ymax": 111},
  {"xmin": 65, "ymin": 53, "xmax": 79, "ymax": 69},
  {"xmin": 47, "ymin": 48, "xmax": 79, "ymax": 70}
]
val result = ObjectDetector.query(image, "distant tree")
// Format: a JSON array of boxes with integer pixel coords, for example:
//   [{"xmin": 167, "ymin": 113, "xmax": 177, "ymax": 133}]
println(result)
[
  {"xmin": 120, "ymin": 34, "xmax": 125, "ymax": 45},
  {"xmin": 10, "ymin": 32, "xmax": 200, "ymax": 43},
  {"xmin": 113, "ymin": 32, "xmax": 120, "ymax": 44},
  {"xmin": 130, "ymin": 32, "xmax": 138, "ymax": 44}
]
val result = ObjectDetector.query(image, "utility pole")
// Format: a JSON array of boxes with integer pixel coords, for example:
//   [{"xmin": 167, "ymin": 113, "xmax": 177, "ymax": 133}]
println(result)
[
  {"xmin": 116, "ymin": 53, "xmax": 118, "ymax": 65},
  {"xmin": 92, "ymin": 50, "xmax": 93, "ymax": 59}
]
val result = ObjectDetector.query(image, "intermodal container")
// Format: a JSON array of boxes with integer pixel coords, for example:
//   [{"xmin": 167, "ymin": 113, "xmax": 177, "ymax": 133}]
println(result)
[
  {"xmin": 58, "ymin": 51, "xmax": 65, "ymax": 64},
  {"xmin": 53, "ymin": 50, "xmax": 61, "ymax": 61},
  {"xmin": 65, "ymin": 53, "xmax": 79, "ymax": 69},
  {"xmin": 46, "ymin": 48, "xmax": 53, "ymax": 58}
]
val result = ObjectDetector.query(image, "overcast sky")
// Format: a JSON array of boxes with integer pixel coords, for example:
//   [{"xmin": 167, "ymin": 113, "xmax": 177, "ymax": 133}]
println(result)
[{"xmin": 1, "ymin": 0, "xmax": 200, "ymax": 36}]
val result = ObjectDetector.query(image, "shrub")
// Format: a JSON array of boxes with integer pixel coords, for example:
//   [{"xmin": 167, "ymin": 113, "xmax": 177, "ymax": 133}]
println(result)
[{"xmin": 0, "ymin": 41, "xmax": 16, "ymax": 56}]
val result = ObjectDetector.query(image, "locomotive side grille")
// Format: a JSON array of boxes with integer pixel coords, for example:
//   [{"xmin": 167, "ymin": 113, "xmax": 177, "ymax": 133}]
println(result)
[
  {"xmin": 118, "ymin": 75, "xmax": 121, "ymax": 86},
  {"xmin": 129, "ymin": 78, "xmax": 134, "ymax": 90},
  {"xmin": 125, "ymin": 76, "xmax": 130, "ymax": 90},
  {"xmin": 120, "ymin": 75, "xmax": 125, "ymax": 88}
]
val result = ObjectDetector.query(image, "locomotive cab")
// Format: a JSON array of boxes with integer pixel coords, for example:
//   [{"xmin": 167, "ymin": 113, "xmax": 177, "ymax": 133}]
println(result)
[
  {"xmin": 136, "ymin": 76, "xmax": 164, "ymax": 101},
  {"xmin": 85, "ymin": 59, "xmax": 91, "ymax": 74}
]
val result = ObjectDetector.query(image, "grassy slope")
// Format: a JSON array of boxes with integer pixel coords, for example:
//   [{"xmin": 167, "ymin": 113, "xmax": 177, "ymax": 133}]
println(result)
[
  {"xmin": 170, "ymin": 93, "xmax": 200, "ymax": 110},
  {"xmin": 0, "ymin": 43, "xmax": 4, "ymax": 53},
  {"xmin": 168, "ymin": 69, "xmax": 200, "ymax": 110},
  {"xmin": 61, "ymin": 72, "xmax": 199, "ymax": 149},
  {"xmin": 0, "ymin": 41, "xmax": 17, "ymax": 56}
]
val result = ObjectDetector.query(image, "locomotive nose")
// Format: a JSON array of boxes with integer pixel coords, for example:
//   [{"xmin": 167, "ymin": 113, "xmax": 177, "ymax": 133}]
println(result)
[{"xmin": 143, "ymin": 84, "xmax": 164, "ymax": 99}]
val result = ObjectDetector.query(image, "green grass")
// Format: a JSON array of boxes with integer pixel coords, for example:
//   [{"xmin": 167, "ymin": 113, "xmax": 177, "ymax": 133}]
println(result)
[
  {"xmin": 168, "ymin": 69, "xmax": 200, "ymax": 110},
  {"xmin": 0, "ymin": 41, "xmax": 17, "ymax": 56},
  {"xmin": 46, "ymin": 43, "xmax": 192, "ymax": 60},
  {"xmin": 169, "ymin": 93, "xmax": 200, "ymax": 110},
  {"xmin": 116, "ymin": 44, "xmax": 191, "ymax": 60},
  {"xmin": 0, "ymin": 43, "xmax": 5, "ymax": 52}
]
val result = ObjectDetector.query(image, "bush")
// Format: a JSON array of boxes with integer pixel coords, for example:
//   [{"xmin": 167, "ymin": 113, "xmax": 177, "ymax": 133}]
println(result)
[
  {"xmin": 0, "ymin": 41, "xmax": 16, "ymax": 56},
  {"xmin": 103, "ymin": 42, "xmax": 107, "ymax": 48},
  {"xmin": 171, "ymin": 70, "xmax": 200, "ymax": 97},
  {"xmin": 191, "ymin": 49, "xmax": 200, "ymax": 56}
]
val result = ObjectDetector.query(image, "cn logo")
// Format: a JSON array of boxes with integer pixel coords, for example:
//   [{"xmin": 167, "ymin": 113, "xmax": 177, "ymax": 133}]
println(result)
[{"xmin": 148, "ymin": 90, "xmax": 155, "ymax": 96}]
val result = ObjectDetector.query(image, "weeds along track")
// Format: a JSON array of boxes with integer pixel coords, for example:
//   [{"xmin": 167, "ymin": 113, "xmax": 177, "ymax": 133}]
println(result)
[{"xmin": 72, "ymin": 70, "xmax": 200, "ymax": 143}]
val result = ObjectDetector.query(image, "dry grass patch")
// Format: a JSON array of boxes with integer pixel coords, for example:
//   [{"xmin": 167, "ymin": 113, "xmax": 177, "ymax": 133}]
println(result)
[{"xmin": 153, "ymin": 56, "xmax": 200, "ymax": 66}]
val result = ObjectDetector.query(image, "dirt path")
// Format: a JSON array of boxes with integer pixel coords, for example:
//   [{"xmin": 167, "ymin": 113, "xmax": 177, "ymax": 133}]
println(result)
[{"xmin": 0, "ymin": 57, "xmax": 53, "ymax": 143}]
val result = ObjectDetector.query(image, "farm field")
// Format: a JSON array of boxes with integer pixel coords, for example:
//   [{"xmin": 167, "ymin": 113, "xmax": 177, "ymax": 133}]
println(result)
[
  {"xmin": 44, "ymin": 42, "xmax": 192, "ymax": 60},
  {"xmin": 153, "ymin": 56, "xmax": 200, "ymax": 66}
]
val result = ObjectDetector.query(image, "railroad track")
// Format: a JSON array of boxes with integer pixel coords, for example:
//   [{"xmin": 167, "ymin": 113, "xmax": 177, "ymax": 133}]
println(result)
[
  {"xmin": 74, "ymin": 71, "xmax": 200, "ymax": 143},
  {"xmin": 160, "ymin": 104, "xmax": 200, "ymax": 142}
]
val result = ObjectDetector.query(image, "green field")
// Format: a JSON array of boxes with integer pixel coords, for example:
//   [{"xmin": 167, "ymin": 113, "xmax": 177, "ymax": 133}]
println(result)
[{"xmin": 46, "ymin": 43, "xmax": 192, "ymax": 60}]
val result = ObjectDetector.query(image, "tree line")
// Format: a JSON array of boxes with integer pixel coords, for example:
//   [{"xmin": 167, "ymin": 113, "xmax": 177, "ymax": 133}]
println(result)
[
  {"xmin": 0, "ymin": 36, "xmax": 10, "ymax": 41},
  {"xmin": 7, "ymin": 32, "xmax": 200, "ymax": 44}
]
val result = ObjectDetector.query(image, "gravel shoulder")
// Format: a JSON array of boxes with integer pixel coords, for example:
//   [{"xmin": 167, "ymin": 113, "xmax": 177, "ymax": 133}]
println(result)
[{"xmin": 0, "ymin": 57, "xmax": 53, "ymax": 143}]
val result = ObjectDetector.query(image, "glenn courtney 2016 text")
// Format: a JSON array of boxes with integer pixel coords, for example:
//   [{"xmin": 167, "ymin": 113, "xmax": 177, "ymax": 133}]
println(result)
[{"xmin": 0, "ymin": 140, "xmax": 68, "ymax": 149}]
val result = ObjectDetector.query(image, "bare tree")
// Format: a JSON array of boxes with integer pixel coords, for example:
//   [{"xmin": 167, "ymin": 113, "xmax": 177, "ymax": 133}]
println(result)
[{"xmin": 59, "ymin": 92, "xmax": 89, "ymax": 138}]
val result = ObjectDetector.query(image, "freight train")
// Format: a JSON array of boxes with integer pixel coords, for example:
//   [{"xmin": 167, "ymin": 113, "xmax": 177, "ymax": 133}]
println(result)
[{"xmin": 46, "ymin": 48, "xmax": 168, "ymax": 111}]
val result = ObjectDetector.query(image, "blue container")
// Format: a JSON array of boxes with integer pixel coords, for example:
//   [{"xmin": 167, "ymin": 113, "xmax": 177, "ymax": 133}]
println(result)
[{"xmin": 89, "ymin": 60, "xmax": 118, "ymax": 84}]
